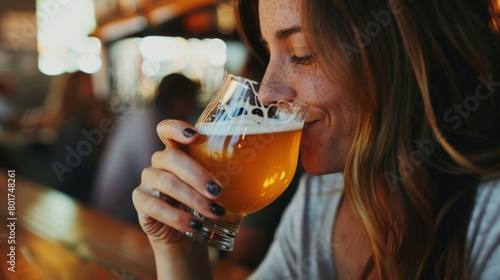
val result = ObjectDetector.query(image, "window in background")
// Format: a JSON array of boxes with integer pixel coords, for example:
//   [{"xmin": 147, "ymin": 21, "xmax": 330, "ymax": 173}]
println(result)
[
  {"xmin": 107, "ymin": 36, "xmax": 249, "ymax": 113},
  {"xmin": 36, "ymin": 0, "xmax": 102, "ymax": 75}
]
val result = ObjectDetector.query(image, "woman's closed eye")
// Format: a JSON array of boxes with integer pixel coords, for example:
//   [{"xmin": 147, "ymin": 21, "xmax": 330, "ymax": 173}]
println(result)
[{"xmin": 291, "ymin": 54, "xmax": 314, "ymax": 65}]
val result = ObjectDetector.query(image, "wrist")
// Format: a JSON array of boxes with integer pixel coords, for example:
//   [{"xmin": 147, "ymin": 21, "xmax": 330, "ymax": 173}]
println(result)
[{"xmin": 149, "ymin": 239, "xmax": 213, "ymax": 280}]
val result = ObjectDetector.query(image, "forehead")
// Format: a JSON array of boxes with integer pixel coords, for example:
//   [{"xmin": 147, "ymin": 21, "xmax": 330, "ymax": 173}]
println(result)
[{"xmin": 258, "ymin": 0, "xmax": 301, "ymax": 37}]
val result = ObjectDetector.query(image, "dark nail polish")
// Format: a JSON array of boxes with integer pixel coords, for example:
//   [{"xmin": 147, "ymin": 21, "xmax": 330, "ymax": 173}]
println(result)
[
  {"xmin": 189, "ymin": 220, "xmax": 203, "ymax": 230},
  {"xmin": 209, "ymin": 203, "xmax": 226, "ymax": 216},
  {"xmin": 183, "ymin": 128, "xmax": 196, "ymax": 138},
  {"xmin": 206, "ymin": 182, "xmax": 222, "ymax": 196}
]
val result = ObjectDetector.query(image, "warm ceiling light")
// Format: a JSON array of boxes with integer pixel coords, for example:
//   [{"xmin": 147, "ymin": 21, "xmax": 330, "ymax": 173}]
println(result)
[
  {"xmin": 97, "ymin": 15, "xmax": 148, "ymax": 42},
  {"xmin": 145, "ymin": 0, "xmax": 215, "ymax": 25}
]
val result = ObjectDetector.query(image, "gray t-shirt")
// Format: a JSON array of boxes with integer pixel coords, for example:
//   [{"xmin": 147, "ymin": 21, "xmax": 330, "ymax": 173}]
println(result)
[{"xmin": 250, "ymin": 173, "xmax": 500, "ymax": 279}]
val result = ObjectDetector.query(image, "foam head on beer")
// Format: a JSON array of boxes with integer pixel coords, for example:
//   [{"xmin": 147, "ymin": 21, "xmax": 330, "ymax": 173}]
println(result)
[{"xmin": 199, "ymin": 78, "xmax": 305, "ymax": 137}]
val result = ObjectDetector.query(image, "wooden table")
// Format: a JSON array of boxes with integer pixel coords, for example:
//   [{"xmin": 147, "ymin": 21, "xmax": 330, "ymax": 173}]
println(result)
[{"xmin": 0, "ymin": 170, "xmax": 156, "ymax": 280}]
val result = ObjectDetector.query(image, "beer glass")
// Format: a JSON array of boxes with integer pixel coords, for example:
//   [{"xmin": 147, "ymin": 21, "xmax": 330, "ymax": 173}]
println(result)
[{"xmin": 185, "ymin": 74, "xmax": 307, "ymax": 251}]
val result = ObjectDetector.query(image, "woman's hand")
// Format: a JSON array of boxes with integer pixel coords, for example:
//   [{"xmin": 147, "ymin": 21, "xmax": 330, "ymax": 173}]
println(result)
[
  {"xmin": 132, "ymin": 120, "xmax": 225, "ymax": 280},
  {"xmin": 132, "ymin": 120, "xmax": 224, "ymax": 279}
]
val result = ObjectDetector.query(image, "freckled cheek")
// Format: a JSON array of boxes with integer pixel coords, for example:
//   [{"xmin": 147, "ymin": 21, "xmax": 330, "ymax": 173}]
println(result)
[
  {"xmin": 292, "ymin": 80, "xmax": 321, "ymax": 102},
  {"xmin": 295, "ymin": 71, "xmax": 336, "ymax": 104}
]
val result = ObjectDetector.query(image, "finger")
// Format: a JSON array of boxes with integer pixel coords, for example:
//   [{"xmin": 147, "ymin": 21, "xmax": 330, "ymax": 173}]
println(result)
[
  {"xmin": 151, "ymin": 149, "xmax": 223, "ymax": 200},
  {"xmin": 141, "ymin": 167, "xmax": 226, "ymax": 221},
  {"xmin": 132, "ymin": 185, "xmax": 196, "ymax": 233},
  {"xmin": 156, "ymin": 119, "xmax": 199, "ymax": 149}
]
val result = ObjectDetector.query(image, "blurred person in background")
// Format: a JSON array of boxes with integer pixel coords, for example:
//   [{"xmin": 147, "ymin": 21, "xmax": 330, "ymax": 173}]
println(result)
[
  {"xmin": 37, "ymin": 71, "xmax": 106, "ymax": 137},
  {"xmin": 24, "ymin": 71, "xmax": 110, "ymax": 203},
  {"xmin": 92, "ymin": 72, "xmax": 200, "ymax": 224}
]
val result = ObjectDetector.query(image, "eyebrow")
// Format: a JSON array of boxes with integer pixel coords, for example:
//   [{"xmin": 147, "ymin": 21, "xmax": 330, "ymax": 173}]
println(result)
[
  {"xmin": 275, "ymin": 26, "xmax": 302, "ymax": 40},
  {"xmin": 261, "ymin": 26, "xmax": 302, "ymax": 47}
]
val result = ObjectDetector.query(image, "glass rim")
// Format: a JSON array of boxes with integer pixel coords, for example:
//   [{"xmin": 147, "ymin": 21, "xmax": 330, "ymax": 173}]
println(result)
[{"xmin": 223, "ymin": 73, "xmax": 308, "ymax": 112}]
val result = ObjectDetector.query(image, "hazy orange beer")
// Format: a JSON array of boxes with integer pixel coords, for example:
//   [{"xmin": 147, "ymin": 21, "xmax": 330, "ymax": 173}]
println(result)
[
  {"xmin": 182, "ymin": 74, "xmax": 307, "ymax": 251},
  {"xmin": 189, "ymin": 124, "xmax": 303, "ymax": 215}
]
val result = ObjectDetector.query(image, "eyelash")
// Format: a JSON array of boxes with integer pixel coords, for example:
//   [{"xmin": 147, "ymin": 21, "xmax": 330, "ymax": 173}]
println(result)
[{"xmin": 291, "ymin": 54, "xmax": 314, "ymax": 65}]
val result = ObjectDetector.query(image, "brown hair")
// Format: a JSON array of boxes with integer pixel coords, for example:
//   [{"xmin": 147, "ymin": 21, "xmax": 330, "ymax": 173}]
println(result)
[{"xmin": 234, "ymin": 0, "xmax": 500, "ymax": 279}]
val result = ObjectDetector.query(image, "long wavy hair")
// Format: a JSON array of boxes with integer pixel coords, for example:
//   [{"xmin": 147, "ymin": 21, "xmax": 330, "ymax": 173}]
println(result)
[{"xmin": 234, "ymin": 0, "xmax": 500, "ymax": 279}]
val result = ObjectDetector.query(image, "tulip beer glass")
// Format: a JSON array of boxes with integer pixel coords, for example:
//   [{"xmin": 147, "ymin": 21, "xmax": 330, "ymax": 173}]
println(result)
[{"xmin": 185, "ymin": 74, "xmax": 307, "ymax": 251}]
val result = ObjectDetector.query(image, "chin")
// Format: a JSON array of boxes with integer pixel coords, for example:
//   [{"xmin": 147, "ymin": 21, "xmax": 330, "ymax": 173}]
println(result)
[{"xmin": 299, "ymin": 153, "xmax": 344, "ymax": 176}]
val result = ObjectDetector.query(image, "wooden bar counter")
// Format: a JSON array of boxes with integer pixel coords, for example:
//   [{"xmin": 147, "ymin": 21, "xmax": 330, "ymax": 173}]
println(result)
[{"xmin": 0, "ymin": 170, "xmax": 156, "ymax": 280}]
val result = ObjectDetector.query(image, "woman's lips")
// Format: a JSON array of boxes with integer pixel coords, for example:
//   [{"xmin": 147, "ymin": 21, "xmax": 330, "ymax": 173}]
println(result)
[{"xmin": 304, "ymin": 120, "xmax": 317, "ymax": 128}]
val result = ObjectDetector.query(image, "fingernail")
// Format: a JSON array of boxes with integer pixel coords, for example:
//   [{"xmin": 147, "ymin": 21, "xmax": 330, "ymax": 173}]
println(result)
[
  {"xmin": 189, "ymin": 220, "xmax": 203, "ymax": 230},
  {"xmin": 183, "ymin": 128, "xmax": 196, "ymax": 138},
  {"xmin": 209, "ymin": 202, "xmax": 226, "ymax": 216},
  {"xmin": 206, "ymin": 181, "xmax": 221, "ymax": 197}
]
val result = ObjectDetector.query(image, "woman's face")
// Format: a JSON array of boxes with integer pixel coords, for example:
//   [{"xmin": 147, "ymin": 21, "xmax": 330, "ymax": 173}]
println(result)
[{"xmin": 258, "ymin": 0, "xmax": 357, "ymax": 175}]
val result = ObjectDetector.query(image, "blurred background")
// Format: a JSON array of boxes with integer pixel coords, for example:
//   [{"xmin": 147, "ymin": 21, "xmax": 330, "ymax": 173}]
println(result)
[
  {"xmin": 0, "ymin": 1, "xmax": 499, "ymax": 278},
  {"xmin": 1, "ymin": 0, "xmax": 499, "ymax": 222},
  {"xmin": 0, "ymin": 0, "xmax": 264, "ymax": 216}
]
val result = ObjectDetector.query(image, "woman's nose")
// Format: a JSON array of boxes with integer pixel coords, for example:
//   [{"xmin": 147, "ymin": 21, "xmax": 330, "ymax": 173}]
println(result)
[{"xmin": 258, "ymin": 62, "xmax": 293, "ymax": 105}]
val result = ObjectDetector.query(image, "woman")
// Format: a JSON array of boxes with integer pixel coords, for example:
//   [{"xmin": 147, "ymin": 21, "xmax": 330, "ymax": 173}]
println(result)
[{"xmin": 132, "ymin": 0, "xmax": 500, "ymax": 279}]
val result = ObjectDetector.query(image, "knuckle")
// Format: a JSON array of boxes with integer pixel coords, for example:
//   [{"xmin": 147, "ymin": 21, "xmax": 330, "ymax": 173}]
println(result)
[
  {"xmin": 151, "ymin": 150, "xmax": 164, "ymax": 166},
  {"xmin": 131, "ymin": 187, "xmax": 149, "ymax": 209},
  {"xmin": 170, "ymin": 210, "xmax": 189, "ymax": 227},
  {"xmin": 151, "ymin": 149, "xmax": 179, "ymax": 167},
  {"xmin": 147, "ymin": 197, "xmax": 165, "ymax": 219},
  {"xmin": 156, "ymin": 172, "xmax": 177, "ymax": 193},
  {"xmin": 191, "ymin": 194, "xmax": 207, "ymax": 210},
  {"xmin": 141, "ymin": 167, "xmax": 153, "ymax": 182},
  {"xmin": 162, "ymin": 148, "xmax": 179, "ymax": 163},
  {"xmin": 131, "ymin": 188, "xmax": 141, "ymax": 205}
]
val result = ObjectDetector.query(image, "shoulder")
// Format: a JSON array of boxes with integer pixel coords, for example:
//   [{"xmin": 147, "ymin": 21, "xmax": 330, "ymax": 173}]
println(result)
[
  {"xmin": 468, "ymin": 178, "xmax": 500, "ymax": 236},
  {"xmin": 476, "ymin": 177, "xmax": 500, "ymax": 200},
  {"xmin": 471, "ymin": 178, "xmax": 500, "ymax": 226},
  {"xmin": 467, "ymin": 178, "xmax": 500, "ymax": 278}
]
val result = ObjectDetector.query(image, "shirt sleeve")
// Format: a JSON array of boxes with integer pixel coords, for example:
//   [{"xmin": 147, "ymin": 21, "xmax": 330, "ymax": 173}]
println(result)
[{"xmin": 467, "ymin": 179, "xmax": 500, "ymax": 279}]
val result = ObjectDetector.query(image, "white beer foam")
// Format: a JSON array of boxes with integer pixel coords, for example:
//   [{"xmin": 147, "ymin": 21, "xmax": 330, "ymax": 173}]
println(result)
[
  {"xmin": 196, "ymin": 119, "xmax": 303, "ymax": 135},
  {"xmin": 196, "ymin": 75, "xmax": 306, "ymax": 135}
]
